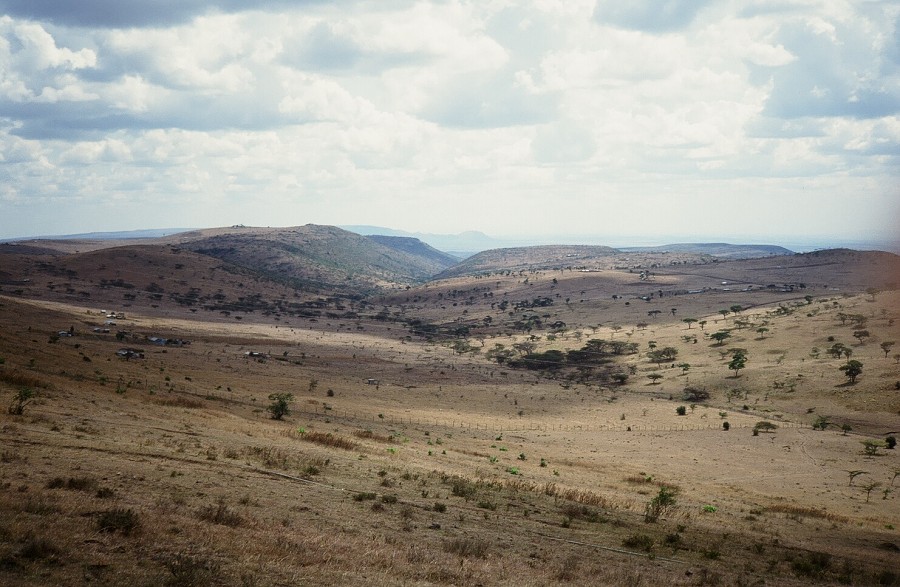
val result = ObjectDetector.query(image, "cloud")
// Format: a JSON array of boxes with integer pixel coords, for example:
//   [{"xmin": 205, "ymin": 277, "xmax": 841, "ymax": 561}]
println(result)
[
  {"xmin": 757, "ymin": 8, "xmax": 900, "ymax": 119},
  {"xmin": 593, "ymin": 0, "xmax": 712, "ymax": 33},
  {"xmin": 0, "ymin": 0, "xmax": 334, "ymax": 29},
  {"xmin": 0, "ymin": 2, "xmax": 897, "ymax": 243}
]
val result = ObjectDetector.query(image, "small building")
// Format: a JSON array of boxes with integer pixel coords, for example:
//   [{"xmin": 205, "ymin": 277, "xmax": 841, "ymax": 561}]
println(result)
[{"xmin": 366, "ymin": 378, "xmax": 380, "ymax": 386}]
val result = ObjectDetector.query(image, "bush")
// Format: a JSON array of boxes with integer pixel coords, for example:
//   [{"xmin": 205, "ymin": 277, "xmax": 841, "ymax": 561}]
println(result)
[
  {"xmin": 267, "ymin": 393, "xmax": 293, "ymax": 420},
  {"xmin": 675, "ymin": 405, "xmax": 687, "ymax": 416},
  {"xmin": 47, "ymin": 476, "xmax": 97, "ymax": 491},
  {"xmin": 886, "ymin": 436, "xmax": 897, "ymax": 450},
  {"xmin": 18, "ymin": 535, "xmax": 61, "ymax": 560},
  {"xmin": 8, "ymin": 387, "xmax": 35, "ymax": 415},
  {"xmin": 166, "ymin": 552, "xmax": 221, "ymax": 587},
  {"xmin": 96, "ymin": 508, "xmax": 140, "ymax": 535},
  {"xmin": 433, "ymin": 502, "xmax": 447, "ymax": 513},
  {"xmin": 444, "ymin": 537, "xmax": 489, "ymax": 558},
  {"xmin": 645, "ymin": 485, "xmax": 678, "ymax": 523},
  {"xmin": 196, "ymin": 500, "xmax": 243, "ymax": 527},
  {"xmin": 622, "ymin": 534, "xmax": 654, "ymax": 552},
  {"xmin": 722, "ymin": 421, "xmax": 730, "ymax": 431}
]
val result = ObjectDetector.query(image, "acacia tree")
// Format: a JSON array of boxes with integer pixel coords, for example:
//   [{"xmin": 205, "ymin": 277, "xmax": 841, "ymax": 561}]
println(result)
[
  {"xmin": 880, "ymin": 341, "xmax": 895, "ymax": 358},
  {"xmin": 710, "ymin": 331, "xmax": 731, "ymax": 346},
  {"xmin": 852, "ymin": 330, "xmax": 870, "ymax": 344},
  {"xmin": 728, "ymin": 351, "xmax": 747, "ymax": 377},
  {"xmin": 682, "ymin": 318, "xmax": 697, "ymax": 329},
  {"xmin": 840, "ymin": 360, "xmax": 863, "ymax": 384}
]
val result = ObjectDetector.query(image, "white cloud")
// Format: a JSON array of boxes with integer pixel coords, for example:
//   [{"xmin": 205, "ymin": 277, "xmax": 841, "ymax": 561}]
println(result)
[{"xmin": 0, "ymin": 2, "xmax": 897, "ymax": 244}]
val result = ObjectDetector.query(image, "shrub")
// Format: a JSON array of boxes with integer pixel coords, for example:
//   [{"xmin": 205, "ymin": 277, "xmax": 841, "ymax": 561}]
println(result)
[
  {"xmin": 8, "ymin": 387, "xmax": 35, "ymax": 416},
  {"xmin": 675, "ymin": 405, "xmax": 687, "ymax": 416},
  {"xmin": 722, "ymin": 421, "xmax": 730, "ymax": 431},
  {"xmin": 96, "ymin": 508, "xmax": 140, "ymax": 535},
  {"xmin": 353, "ymin": 492, "xmax": 376, "ymax": 502},
  {"xmin": 18, "ymin": 535, "xmax": 62, "ymax": 560},
  {"xmin": 444, "ymin": 537, "xmax": 489, "ymax": 558},
  {"xmin": 166, "ymin": 552, "xmax": 221, "ymax": 587},
  {"xmin": 433, "ymin": 502, "xmax": 447, "ymax": 513},
  {"xmin": 196, "ymin": 500, "xmax": 243, "ymax": 527},
  {"xmin": 886, "ymin": 436, "xmax": 897, "ymax": 450},
  {"xmin": 791, "ymin": 551, "xmax": 831, "ymax": 579},
  {"xmin": 267, "ymin": 393, "xmax": 293, "ymax": 420},
  {"xmin": 645, "ymin": 485, "xmax": 678, "ymax": 523},
  {"xmin": 47, "ymin": 476, "xmax": 97, "ymax": 491},
  {"xmin": 622, "ymin": 534, "xmax": 654, "ymax": 552}
]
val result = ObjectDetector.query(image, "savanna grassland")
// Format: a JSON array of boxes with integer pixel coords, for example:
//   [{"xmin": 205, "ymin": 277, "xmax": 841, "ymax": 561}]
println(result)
[{"xmin": 1, "ymin": 231, "xmax": 899, "ymax": 586}]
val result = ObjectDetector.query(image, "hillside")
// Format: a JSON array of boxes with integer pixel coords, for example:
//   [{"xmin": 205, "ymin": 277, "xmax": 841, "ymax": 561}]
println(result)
[
  {"xmin": 366, "ymin": 235, "xmax": 459, "ymax": 272},
  {"xmin": 1, "ymin": 256, "xmax": 898, "ymax": 586},
  {"xmin": 621, "ymin": 242, "xmax": 793, "ymax": 259},
  {"xmin": 436, "ymin": 245, "xmax": 624, "ymax": 278}
]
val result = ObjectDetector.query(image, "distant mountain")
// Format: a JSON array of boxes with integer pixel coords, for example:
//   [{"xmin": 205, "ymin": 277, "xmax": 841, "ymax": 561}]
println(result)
[
  {"xmin": 1, "ymin": 228, "xmax": 195, "ymax": 242},
  {"xmin": 437, "ymin": 245, "xmax": 620, "ymax": 278},
  {"xmin": 619, "ymin": 243, "xmax": 793, "ymax": 259},
  {"xmin": 340, "ymin": 225, "xmax": 502, "ymax": 257}
]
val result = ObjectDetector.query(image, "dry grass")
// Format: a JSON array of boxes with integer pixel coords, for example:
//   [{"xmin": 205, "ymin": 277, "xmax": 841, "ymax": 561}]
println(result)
[
  {"xmin": 353, "ymin": 428, "xmax": 394, "ymax": 443},
  {"xmin": 0, "ymin": 258, "xmax": 898, "ymax": 586},
  {"xmin": 0, "ymin": 368, "xmax": 48, "ymax": 388},
  {"xmin": 765, "ymin": 504, "xmax": 848, "ymax": 523},
  {"xmin": 298, "ymin": 431, "xmax": 357, "ymax": 451}
]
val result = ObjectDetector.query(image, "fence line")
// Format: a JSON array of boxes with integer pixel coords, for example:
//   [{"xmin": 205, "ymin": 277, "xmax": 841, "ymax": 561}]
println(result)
[{"xmin": 294, "ymin": 405, "xmax": 805, "ymax": 434}]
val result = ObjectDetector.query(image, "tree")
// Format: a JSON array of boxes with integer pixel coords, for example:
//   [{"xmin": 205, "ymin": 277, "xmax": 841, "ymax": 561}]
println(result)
[
  {"xmin": 839, "ymin": 360, "xmax": 863, "ymax": 384},
  {"xmin": 827, "ymin": 343, "xmax": 847, "ymax": 359},
  {"xmin": 644, "ymin": 485, "xmax": 678, "ymax": 522},
  {"xmin": 682, "ymin": 318, "xmax": 697, "ymax": 329},
  {"xmin": 862, "ymin": 439, "xmax": 885, "ymax": 456},
  {"xmin": 698, "ymin": 320, "xmax": 707, "ymax": 330},
  {"xmin": 862, "ymin": 481, "xmax": 881, "ymax": 503},
  {"xmin": 677, "ymin": 363, "xmax": 691, "ymax": 375},
  {"xmin": 847, "ymin": 470, "xmax": 867, "ymax": 486},
  {"xmin": 648, "ymin": 374, "xmax": 664, "ymax": 384},
  {"xmin": 718, "ymin": 309, "xmax": 730, "ymax": 320},
  {"xmin": 267, "ymin": 393, "xmax": 293, "ymax": 420},
  {"xmin": 710, "ymin": 331, "xmax": 731, "ymax": 346},
  {"xmin": 648, "ymin": 347, "xmax": 678, "ymax": 363},
  {"xmin": 756, "ymin": 327, "xmax": 769, "ymax": 339},
  {"xmin": 728, "ymin": 351, "xmax": 747, "ymax": 377},
  {"xmin": 730, "ymin": 305, "xmax": 743, "ymax": 315},
  {"xmin": 852, "ymin": 330, "xmax": 869, "ymax": 344},
  {"xmin": 880, "ymin": 341, "xmax": 895, "ymax": 358},
  {"xmin": 753, "ymin": 421, "xmax": 778, "ymax": 434},
  {"xmin": 865, "ymin": 287, "xmax": 879, "ymax": 301}
]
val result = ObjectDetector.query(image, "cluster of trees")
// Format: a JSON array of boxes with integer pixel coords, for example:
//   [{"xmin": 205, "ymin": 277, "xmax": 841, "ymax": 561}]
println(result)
[{"xmin": 486, "ymin": 338, "xmax": 639, "ymax": 372}]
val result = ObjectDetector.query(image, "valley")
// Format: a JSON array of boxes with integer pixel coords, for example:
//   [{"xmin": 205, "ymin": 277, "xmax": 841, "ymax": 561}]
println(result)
[{"xmin": 1, "ymin": 226, "xmax": 898, "ymax": 586}]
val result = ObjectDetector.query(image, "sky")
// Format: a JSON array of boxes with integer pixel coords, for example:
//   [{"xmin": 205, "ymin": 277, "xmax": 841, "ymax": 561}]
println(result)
[{"xmin": 1, "ymin": 0, "xmax": 899, "ymax": 247}]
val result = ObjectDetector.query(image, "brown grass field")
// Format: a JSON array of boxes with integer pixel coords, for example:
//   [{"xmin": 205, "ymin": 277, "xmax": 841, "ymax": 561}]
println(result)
[{"xmin": 1, "ymin": 246, "xmax": 899, "ymax": 586}]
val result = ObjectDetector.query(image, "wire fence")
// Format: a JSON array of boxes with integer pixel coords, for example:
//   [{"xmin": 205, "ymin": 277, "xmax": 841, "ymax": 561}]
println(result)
[{"xmin": 294, "ymin": 405, "xmax": 805, "ymax": 433}]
